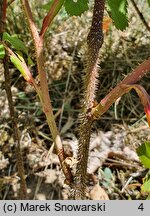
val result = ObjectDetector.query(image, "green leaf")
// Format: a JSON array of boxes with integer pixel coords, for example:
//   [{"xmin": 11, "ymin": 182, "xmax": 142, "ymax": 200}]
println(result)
[
  {"xmin": 10, "ymin": 51, "xmax": 32, "ymax": 82},
  {"xmin": 107, "ymin": 0, "xmax": 128, "ymax": 30},
  {"xmin": 141, "ymin": 175, "xmax": 150, "ymax": 192},
  {"xmin": 103, "ymin": 167, "xmax": 112, "ymax": 180},
  {"xmin": 3, "ymin": 32, "xmax": 28, "ymax": 55},
  {"xmin": 0, "ymin": 44, "xmax": 5, "ymax": 59},
  {"xmin": 103, "ymin": 167, "xmax": 112, "ymax": 188},
  {"xmin": 137, "ymin": 142, "xmax": 150, "ymax": 168},
  {"xmin": 10, "ymin": 53, "xmax": 26, "ymax": 74},
  {"xmin": 146, "ymin": 194, "xmax": 150, "ymax": 199},
  {"xmin": 3, "ymin": 33, "xmax": 34, "ymax": 66},
  {"xmin": 147, "ymin": 0, "xmax": 150, "ymax": 7},
  {"xmin": 64, "ymin": 0, "xmax": 89, "ymax": 16}
]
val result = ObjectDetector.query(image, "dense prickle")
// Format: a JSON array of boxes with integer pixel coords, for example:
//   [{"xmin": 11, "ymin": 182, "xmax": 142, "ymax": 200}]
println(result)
[
  {"xmin": 87, "ymin": 0, "xmax": 104, "ymax": 52},
  {"xmin": 87, "ymin": 30, "xmax": 103, "ymax": 60},
  {"xmin": 90, "ymin": 0, "xmax": 105, "ymax": 30},
  {"xmin": 84, "ymin": 0, "xmax": 105, "ymax": 110},
  {"xmin": 73, "ymin": 0, "xmax": 105, "ymax": 199},
  {"xmin": 72, "ymin": 117, "xmax": 93, "ymax": 199}
]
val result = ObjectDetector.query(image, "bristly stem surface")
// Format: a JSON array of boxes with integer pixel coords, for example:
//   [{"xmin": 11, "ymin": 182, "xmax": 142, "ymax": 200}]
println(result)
[{"xmin": 73, "ymin": 0, "xmax": 105, "ymax": 199}]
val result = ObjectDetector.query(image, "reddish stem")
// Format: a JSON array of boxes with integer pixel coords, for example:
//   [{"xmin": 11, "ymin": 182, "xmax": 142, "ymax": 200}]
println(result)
[
  {"xmin": 21, "ymin": 0, "xmax": 73, "ymax": 185},
  {"xmin": 39, "ymin": 0, "xmax": 60, "ymax": 38},
  {"xmin": 93, "ymin": 57, "xmax": 150, "ymax": 117}
]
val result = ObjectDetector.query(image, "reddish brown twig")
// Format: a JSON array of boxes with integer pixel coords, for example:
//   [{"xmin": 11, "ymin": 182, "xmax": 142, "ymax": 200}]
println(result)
[{"xmin": 92, "ymin": 57, "xmax": 150, "ymax": 118}]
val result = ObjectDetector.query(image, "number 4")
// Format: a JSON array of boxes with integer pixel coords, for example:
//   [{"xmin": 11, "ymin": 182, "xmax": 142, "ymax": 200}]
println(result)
[{"xmin": 138, "ymin": 203, "xmax": 144, "ymax": 211}]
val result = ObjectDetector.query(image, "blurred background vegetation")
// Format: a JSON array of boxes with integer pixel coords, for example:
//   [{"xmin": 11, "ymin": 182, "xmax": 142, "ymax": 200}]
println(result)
[{"xmin": 0, "ymin": 0, "xmax": 150, "ymax": 199}]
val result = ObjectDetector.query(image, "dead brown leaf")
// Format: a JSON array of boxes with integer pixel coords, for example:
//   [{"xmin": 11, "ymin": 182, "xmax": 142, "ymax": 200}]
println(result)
[{"xmin": 89, "ymin": 184, "xmax": 109, "ymax": 200}]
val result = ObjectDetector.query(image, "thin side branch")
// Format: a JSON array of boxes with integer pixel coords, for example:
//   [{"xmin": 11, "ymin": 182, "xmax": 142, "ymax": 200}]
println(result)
[
  {"xmin": 1, "ymin": 0, "xmax": 27, "ymax": 199},
  {"xmin": 40, "ymin": 0, "xmax": 64, "ymax": 39},
  {"xmin": 131, "ymin": 0, "xmax": 150, "ymax": 32},
  {"xmin": 21, "ymin": 0, "xmax": 73, "ymax": 184},
  {"xmin": 3, "ymin": 55, "xmax": 27, "ymax": 199}
]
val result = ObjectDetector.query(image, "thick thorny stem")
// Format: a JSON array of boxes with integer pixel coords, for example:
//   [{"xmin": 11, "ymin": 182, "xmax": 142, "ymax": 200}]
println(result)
[{"xmin": 73, "ymin": 0, "xmax": 105, "ymax": 199}]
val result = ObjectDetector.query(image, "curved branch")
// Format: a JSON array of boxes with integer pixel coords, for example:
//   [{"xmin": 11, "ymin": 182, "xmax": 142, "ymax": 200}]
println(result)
[{"xmin": 92, "ymin": 57, "xmax": 150, "ymax": 118}]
